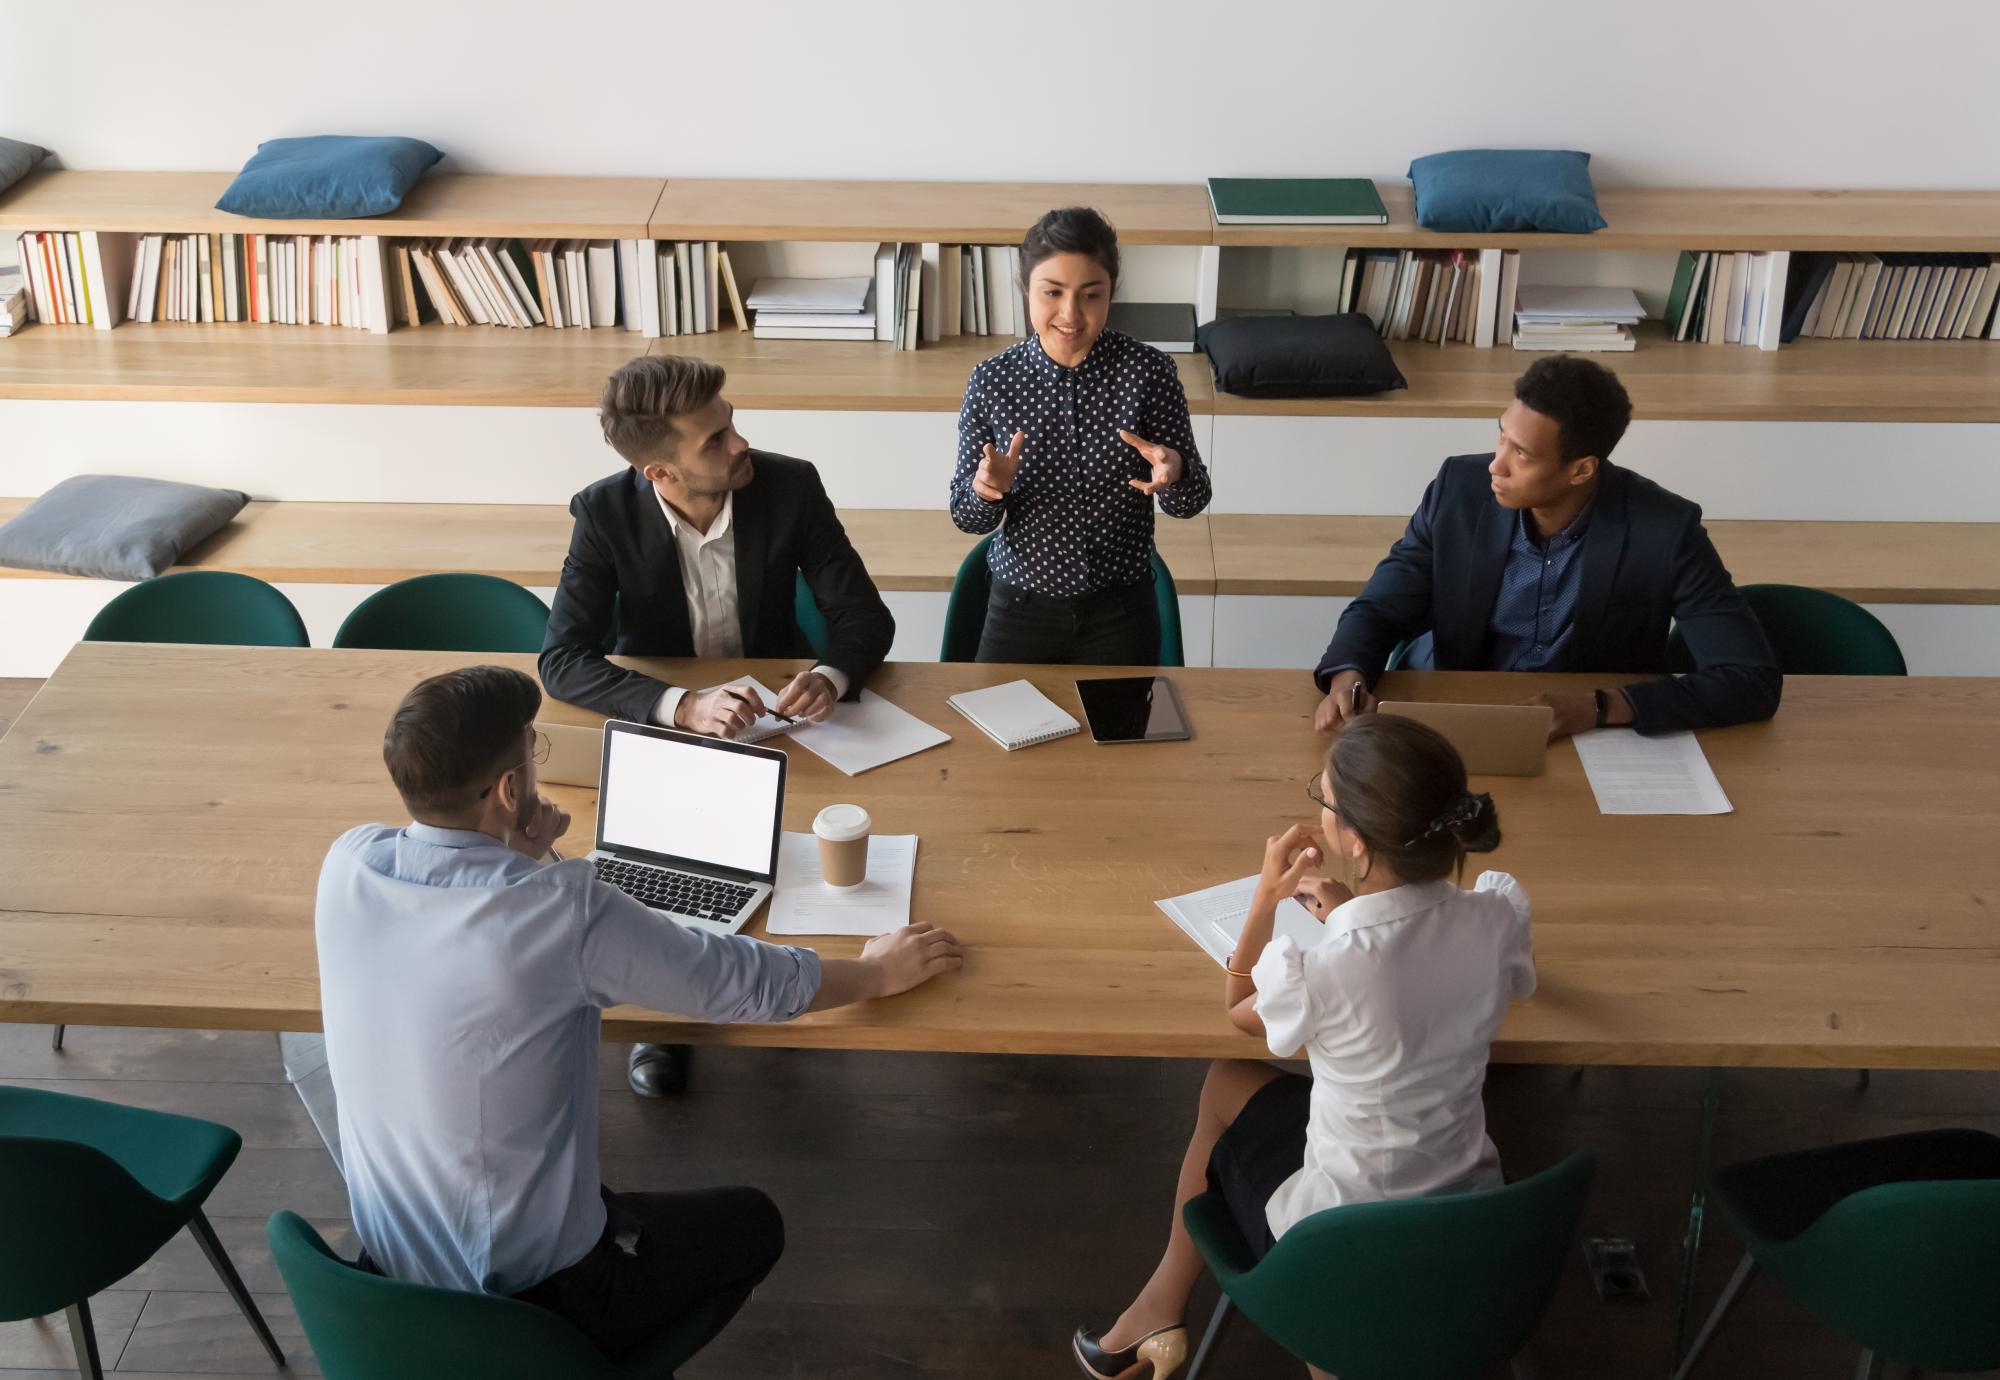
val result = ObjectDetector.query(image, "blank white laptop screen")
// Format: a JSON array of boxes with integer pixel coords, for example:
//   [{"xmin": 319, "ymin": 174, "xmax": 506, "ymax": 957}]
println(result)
[{"xmin": 598, "ymin": 730, "xmax": 783, "ymax": 877}]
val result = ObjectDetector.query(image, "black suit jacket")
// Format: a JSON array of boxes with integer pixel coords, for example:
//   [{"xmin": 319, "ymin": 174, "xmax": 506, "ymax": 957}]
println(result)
[
  {"xmin": 1315, "ymin": 456, "xmax": 1781, "ymax": 735},
  {"xmin": 539, "ymin": 454, "xmax": 895, "ymax": 722}
]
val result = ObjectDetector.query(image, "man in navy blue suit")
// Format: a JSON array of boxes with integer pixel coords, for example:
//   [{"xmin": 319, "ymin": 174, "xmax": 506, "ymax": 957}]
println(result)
[{"xmin": 1314, "ymin": 355, "xmax": 1781, "ymax": 740}]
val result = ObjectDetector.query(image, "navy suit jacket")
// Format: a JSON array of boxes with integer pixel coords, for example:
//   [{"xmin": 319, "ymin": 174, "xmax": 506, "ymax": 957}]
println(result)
[
  {"xmin": 539, "ymin": 454, "xmax": 894, "ymax": 723},
  {"xmin": 1315, "ymin": 456, "xmax": 1781, "ymax": 735}
]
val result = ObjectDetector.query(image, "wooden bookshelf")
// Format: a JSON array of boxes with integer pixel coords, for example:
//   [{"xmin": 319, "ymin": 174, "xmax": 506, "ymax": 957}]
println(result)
[
  {"xmin": 1209, "ymin": 325, "xmax": 2000, "ymax": 423},
  {"xmin": 1212, "ymin": 185, "xmax": 2000, "ymax": 251},
  {"xmin": 649, "ymin": 179, "xmax": 1213, "ymax": 245},
  {"xmin": 0, "ymin": 323, "xmax": 1216, "ymax": 411},
  {"xmin": 0, "ymin": 170, "xmax": 666, "ymax": 238}
]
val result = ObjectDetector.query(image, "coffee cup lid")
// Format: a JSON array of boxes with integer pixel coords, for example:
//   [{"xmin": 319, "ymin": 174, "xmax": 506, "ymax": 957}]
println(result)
[{"xmin": 812, "ymin": 803, "xmax": 871, "ymax": 842}]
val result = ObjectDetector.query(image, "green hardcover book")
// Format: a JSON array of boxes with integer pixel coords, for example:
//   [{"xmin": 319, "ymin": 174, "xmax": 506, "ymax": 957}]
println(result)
[
  {"xmin": 1207, "ymin": 177, "xmax": 1389, "ymax": 225},
  {"xmin": 1662, "ymin": 251, "xmax": 1698, "ymax": 340}
]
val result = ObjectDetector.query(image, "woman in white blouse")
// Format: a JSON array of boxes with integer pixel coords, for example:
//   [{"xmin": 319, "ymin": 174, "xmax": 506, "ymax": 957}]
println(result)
[{"xmin": 1072, "ymin": 715, "xmax": 1533, "ymax": 1380}]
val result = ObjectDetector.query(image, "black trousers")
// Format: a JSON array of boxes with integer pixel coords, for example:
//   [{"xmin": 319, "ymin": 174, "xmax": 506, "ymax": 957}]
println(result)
[
  {"xmin": 512, "ymin": 1186, "xmax": 784, "ymax": 1360},
  {"xmin": 975, "ymin": 577, "xmax": 1161, "ymax": 665}
]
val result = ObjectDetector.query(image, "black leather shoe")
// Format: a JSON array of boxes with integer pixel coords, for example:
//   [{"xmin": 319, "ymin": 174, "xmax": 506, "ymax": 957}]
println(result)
[
  {"xmin": 1072, "ymin": 1325, "xmax": 1187, "ymax": 1379},
  {"xmin": 626, "ymin": 1043, "xmax": 691, "ymax": 1097}
]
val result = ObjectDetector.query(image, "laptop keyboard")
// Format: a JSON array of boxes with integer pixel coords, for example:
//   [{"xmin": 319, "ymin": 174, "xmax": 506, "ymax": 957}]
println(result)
[{"xmin": 594, "ymin": 858, "xmax": 757, "ymax": 924}]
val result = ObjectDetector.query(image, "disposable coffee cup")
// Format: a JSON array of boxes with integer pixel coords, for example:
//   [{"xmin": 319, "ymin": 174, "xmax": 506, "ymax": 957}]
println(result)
[{"xmin": 813, "ymin": 804, "xmax": 871, "ymax": 890}]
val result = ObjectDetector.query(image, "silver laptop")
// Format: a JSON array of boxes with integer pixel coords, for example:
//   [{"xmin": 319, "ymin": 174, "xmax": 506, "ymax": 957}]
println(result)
[{"xmin": 588, "ymin": 720, "xmax": 787, "ymax": 935}]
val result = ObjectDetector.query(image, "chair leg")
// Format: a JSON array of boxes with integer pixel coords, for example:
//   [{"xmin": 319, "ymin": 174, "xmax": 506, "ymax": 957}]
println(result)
[
  {"xmin": 1669, "ymin": 1251, "xmax": 1758, "ymax": 1380},
  {"xmin": 1856, "ymin": 1069, "xmax": 1871, "ymax": 1090},
  {"xmin": 63, "ymin": 1299, "xmax": 105, "ymax": 1380},
  {"xmin": 187, "ymin": 1210, "xmax": 286, "ymax": 1367},
  {"xmin": 51, "ymin": 1023, "xmax": 65, "ymax": 1051},
  {"xmin": 1185, "ymin": 1295, "xmax": 1233, "ymax": 1380},
  {"xmin": 1855, "ymin": 1349, "xmax": 1880, "ymax": 1380}
]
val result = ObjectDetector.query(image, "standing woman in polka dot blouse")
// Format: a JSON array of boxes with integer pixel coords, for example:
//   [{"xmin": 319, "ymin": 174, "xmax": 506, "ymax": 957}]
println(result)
[{"xmin": 949, "ymin": 207, "xmax": 1212, "ymax": 664}]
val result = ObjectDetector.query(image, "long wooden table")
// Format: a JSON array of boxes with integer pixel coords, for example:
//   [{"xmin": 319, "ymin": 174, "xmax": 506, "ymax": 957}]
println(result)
[{"xmin": 1, "ymin": 644, "xmax": 1996, "ymax": 1069}]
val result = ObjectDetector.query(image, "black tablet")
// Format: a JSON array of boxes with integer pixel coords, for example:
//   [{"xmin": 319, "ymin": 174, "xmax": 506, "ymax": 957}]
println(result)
[{"xmin": 1074, "ymin": 676, "xmax": 1192, "ymax": 744}]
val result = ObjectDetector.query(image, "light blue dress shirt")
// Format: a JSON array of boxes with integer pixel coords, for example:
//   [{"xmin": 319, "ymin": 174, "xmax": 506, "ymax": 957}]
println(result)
[{"xmin": 315, "ymin": 822, "xmax": 822, "ymax": 1296}]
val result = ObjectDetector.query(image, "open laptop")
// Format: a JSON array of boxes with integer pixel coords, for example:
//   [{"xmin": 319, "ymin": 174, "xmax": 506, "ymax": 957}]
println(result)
[
  {"xmin": 1375, "ymin": 701, "xmax": 1554, "ymax": 777},
  {"xmin": 587, "ymin": 720, "xmax": 787, "ymax": 934}
]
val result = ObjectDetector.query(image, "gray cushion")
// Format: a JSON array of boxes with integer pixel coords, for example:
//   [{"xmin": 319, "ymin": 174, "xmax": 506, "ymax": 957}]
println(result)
[
  {"xmin": 0, "ymin": 137, "xmax": 48, "ymax": 194},
  {"xmin": 0, "ymin": 475, "xmax": 250, "ymax": 580}
]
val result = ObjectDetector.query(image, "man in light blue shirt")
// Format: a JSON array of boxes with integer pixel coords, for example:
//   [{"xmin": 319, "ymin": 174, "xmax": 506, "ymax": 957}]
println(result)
[{"xmin": 316, "ymin": 664, "xmax": 963, "ymax": 1359}]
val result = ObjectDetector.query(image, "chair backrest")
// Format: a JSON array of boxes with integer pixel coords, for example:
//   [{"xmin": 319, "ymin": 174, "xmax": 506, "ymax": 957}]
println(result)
[
  {"xmin": 267, "ymin": 1212, "xmax": 623, "ymax": 1379},
  {"xmin": 0, "ymin": 1137, "xmax": 185, "ymax": 1321},
  {"xmin": 333, "ymin": 573, "xmax": 551, "ymax": 653},
  {"xmin": 938, "ymin": 534, "xmax": 1184, "ymax": 666},
  {"xmin": 82, "ymin": 570, "xmax": 310, "ymax": 647},
  {"xmin": 794, "ymin": 570, "xmax": 829, "ymax": 660},
  {"xmin": 1669, "ymin": 583, "xmax": 1906, "ymax": 676},
  {"xmin": 1186, "ymin": 1151, "xmax": 1596, "ymax": 1379},
  {"xmin": 1761, "ymin": 1179, "xmax": 2000, "ymax": 1371}
]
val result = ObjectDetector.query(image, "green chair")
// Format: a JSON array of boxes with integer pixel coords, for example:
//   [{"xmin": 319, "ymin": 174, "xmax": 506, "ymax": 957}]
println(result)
[
  {"xmin": 1669, "ymin": 583, "xmax": 1907, "ymax": 676},
  {"xmin": 82, "ymin": 570, "xmax": 310, "ymax": 648},
  {"xmin": 267, "ymin": 1212, "xmax": 733, "ymax": 1378},
  {"xmin": 0, "ymin": 1085, "xmax": 284, "ymax": 1380},
  {"xmin": 333, "ymin": 573, "xmax": 550, "ymax": 653},
  {"xmin": 1181, "ymin": 1150, "xmax": 1596, "ymax": 1379},
  {"xmin": 794, "ymin": 571, "xmax": 829, "ymax": 660},
  {"xmin": 939, "ymin": 533, "xmax": 1184, "ymax": 666},
  {"xmin": 1672, "ymin": 1128, "xmax": 2000, "ymax": 1379}
]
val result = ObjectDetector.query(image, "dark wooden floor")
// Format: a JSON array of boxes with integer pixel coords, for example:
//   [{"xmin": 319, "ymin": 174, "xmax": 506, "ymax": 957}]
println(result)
[{"xmin": 3, "ymin": 677, "xmax": 1997, "ymax": 1379}]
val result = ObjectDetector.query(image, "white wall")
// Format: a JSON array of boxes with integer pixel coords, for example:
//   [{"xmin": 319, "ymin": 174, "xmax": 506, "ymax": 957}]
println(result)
[{"xmin": 3, "ymin": 0, "xmax": 1996, "ymax": 189}]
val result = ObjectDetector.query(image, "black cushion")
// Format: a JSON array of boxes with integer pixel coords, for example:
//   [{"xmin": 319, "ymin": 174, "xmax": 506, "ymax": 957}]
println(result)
[{"xmin": 1196, "ymin": 313, "xmax": 1407, "ymax": 399}]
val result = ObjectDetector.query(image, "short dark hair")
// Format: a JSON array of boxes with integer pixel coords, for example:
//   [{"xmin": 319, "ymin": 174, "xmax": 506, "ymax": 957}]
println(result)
[
  {"xmin": 1512, "ymin": 355, "xmax": 1633, "ymax": 464},
  {"xmin": 1019, "ymin": 206, "xmax": 1120, "ymax": 292},
  {"xmin": 1324, "ymin": 715, "xmax": 1501, "ymax": 883},
  {"xmin": 598, "ymin": 354, "xmax": 727, "ymax": 467},
  {"xmin": 383, "ymin": 666, "xmax": 542, "ymax": 818}
]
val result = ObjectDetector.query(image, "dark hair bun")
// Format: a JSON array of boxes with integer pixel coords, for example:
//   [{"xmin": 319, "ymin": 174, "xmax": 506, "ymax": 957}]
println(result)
[{"xmin": 1446, "ymin": 791, "xmax": 1502, "ymax": 853}]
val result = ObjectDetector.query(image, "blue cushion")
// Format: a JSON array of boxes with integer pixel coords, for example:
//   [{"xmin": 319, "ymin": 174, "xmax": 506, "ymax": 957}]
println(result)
[
  {"xmin": 1407, "ymin": 149, "xmax": 1606, "ymax": 234},
  {"xmin": 214, "ymin": 136, "xmax": 442, "ymax": 220},
  {"xmin": 0, "ymin": 475, "xmax": 249, "ymax": 581},
  {"xmin": 0, "ymin": 137, "xmax": 48, "ymax": 194}
]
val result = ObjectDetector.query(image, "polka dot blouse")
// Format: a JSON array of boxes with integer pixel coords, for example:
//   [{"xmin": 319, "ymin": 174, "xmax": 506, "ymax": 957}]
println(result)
[{"xmin": 949, "ymin": 329, "xmax": 1211, "ymax": 598}]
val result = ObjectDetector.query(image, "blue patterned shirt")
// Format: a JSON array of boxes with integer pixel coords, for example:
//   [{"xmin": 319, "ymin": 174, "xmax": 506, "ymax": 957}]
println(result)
[
  {"xmin": 1488, "ymin": 505, "xmax": 1593, "ymax": 671},
  {"xmin": 949, "ymin": 329, "xmax": 1210, "ymax": 598}
]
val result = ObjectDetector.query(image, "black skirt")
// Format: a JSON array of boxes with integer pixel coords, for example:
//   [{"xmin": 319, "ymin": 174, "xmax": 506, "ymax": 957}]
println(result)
[{"xmin": 1204, "ymin": 1071, "xmax": 1312, "ymax": 1261}]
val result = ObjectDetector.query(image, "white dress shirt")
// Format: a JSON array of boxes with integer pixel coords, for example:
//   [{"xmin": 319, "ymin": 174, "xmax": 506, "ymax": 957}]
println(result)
[
  {"xmin": 650, "ymin": 488, "xmax": 847, "ymax": 727},
  {"xmin": 315, "ymin": 823, "xmax": 823, "ymax": 1296},
  {"xmin": 1251, "ymin": 870, "xmax": 1536, "ymax": 1240}
]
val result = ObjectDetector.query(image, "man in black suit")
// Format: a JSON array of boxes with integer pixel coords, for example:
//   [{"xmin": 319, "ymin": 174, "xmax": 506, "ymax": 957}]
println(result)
[
  {"xmin": 542, "ymin": 354, "xmax": 895, "ymax": 1096},
  {"xmin": 542, "ymin": 354, "xmax": 895, "ymax": 736},
  {"xmin": 1314, "ymin": 355, "xmax": 1781, "ymax": 740}
]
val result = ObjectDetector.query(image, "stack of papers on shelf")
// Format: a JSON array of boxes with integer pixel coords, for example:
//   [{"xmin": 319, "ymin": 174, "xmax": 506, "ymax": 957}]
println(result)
[
  {"xmin": 747, "ymin": 275, "xmax": 877, "ymax": 341},
  {"xmin": 1513, "ymin": 285, "xmax": 1644, "ymax": 352},
  {"xmin": 0, "ymin": 267, "xmax": 27, "ymax": 335}
]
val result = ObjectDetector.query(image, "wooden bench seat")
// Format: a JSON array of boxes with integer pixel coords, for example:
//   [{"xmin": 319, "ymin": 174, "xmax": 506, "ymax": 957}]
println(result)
[
  {"xmin": 0, "ymin": 500, "xmax": 1220, "ymax": 595},
  {"xmin": 1209, "ymin": 514, "xmax": 2000, "ymax": 605}
]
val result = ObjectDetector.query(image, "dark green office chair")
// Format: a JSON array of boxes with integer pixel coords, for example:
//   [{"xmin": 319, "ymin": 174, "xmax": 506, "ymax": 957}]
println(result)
[
  {"xmin": 1181, "ymin": 1150, "xmax": 1596, "ymax": 1379},
  {"xmin": 939, "ymin": 533, "xmax": 1184, "ymax": 666},
  {"xmin": 268, "ymin": 1212, "xmax": 732, "ymax": 1379},
  {"xmin": 794, "ymin": 571, "xmax": 829, "ymax": 660},
  {"xmin": 333, "ymin": 573, "xmax": 550, "ymax": 653},
  {"xmin": 82, "ymin": 570, "xmax": 310, "ymax": 648},
  {"xmin": 1668, "ymin": 583, "xmax": 1907, "ymax": 676},
  {"xmin": 0, "ymin": 1085, "xmax": 284, "ymax": 1380},
  {"xmin": 1672, "ymin": 1129, "xmax": 2000, "ymax": 1379}
]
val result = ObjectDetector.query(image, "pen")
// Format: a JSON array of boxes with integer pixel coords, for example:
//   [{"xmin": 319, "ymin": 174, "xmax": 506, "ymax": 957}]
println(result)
[{"xmin": 1350, "ymin": 679, "xmax": 1363, "ymax": 714}]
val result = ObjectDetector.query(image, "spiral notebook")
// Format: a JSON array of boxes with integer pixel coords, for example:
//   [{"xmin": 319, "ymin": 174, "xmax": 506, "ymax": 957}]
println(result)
[{"xmin": 946, "ymin": 680, "xmax": 1080, "ymax": 751}]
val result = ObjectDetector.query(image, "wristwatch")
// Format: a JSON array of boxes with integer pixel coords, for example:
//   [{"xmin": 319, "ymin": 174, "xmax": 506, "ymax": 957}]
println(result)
[{"xmin": 1593, "ymin": 688, "xmax": 1609, "ymax": 729}]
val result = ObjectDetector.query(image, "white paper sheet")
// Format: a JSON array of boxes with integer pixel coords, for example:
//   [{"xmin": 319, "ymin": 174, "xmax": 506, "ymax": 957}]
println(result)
[
  {"xmin": 1155, "ymin": 874, "xmax": 1326, "ymax": 969},
  {"xmin": 765, "ymin": 832, "xmax": 917, "ymax": 936},
  {"xmin": 1573, "ymin": 728, "xmax": 1733, "ymax": 815},
  {"xmin": 722, "ymin": 678, "xmax": 951, "ymax": 775}
]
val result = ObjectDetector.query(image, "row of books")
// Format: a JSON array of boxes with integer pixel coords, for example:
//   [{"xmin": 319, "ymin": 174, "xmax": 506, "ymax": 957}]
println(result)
[
  {"xmin": 743, "ymin": 243, "xmax": 1031, "ymax": 348},
  {"xmin": 1342, "ymin": 247, "xmax": 1520, "ymax": 348},
  {"xmin": 1665, "ymin": 251, "xmax": 1790, "ymax": 348},
  {"xmin": 1782, "ymin": 252, "xmax": 2000, "ymax": 343},
  {"xmin": 396, "ymin": 238, "xmax": 745, "ymax": 336}
]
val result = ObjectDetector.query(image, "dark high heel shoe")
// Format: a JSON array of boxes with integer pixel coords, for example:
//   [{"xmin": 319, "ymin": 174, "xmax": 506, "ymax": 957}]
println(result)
[{"xmin": 1072, "ymin": 1324, "xmax": 1188, "ymax": 1379}]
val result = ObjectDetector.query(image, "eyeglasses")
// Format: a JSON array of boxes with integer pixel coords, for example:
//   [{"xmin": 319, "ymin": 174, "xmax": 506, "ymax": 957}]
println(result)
[
  {"xmin": 1304, "ymin": 773, "xmax": 1334, "ymax": 813},
  {"xmin": 479, "ymin": 730, "xmax": 551, "ymax": 800}
]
